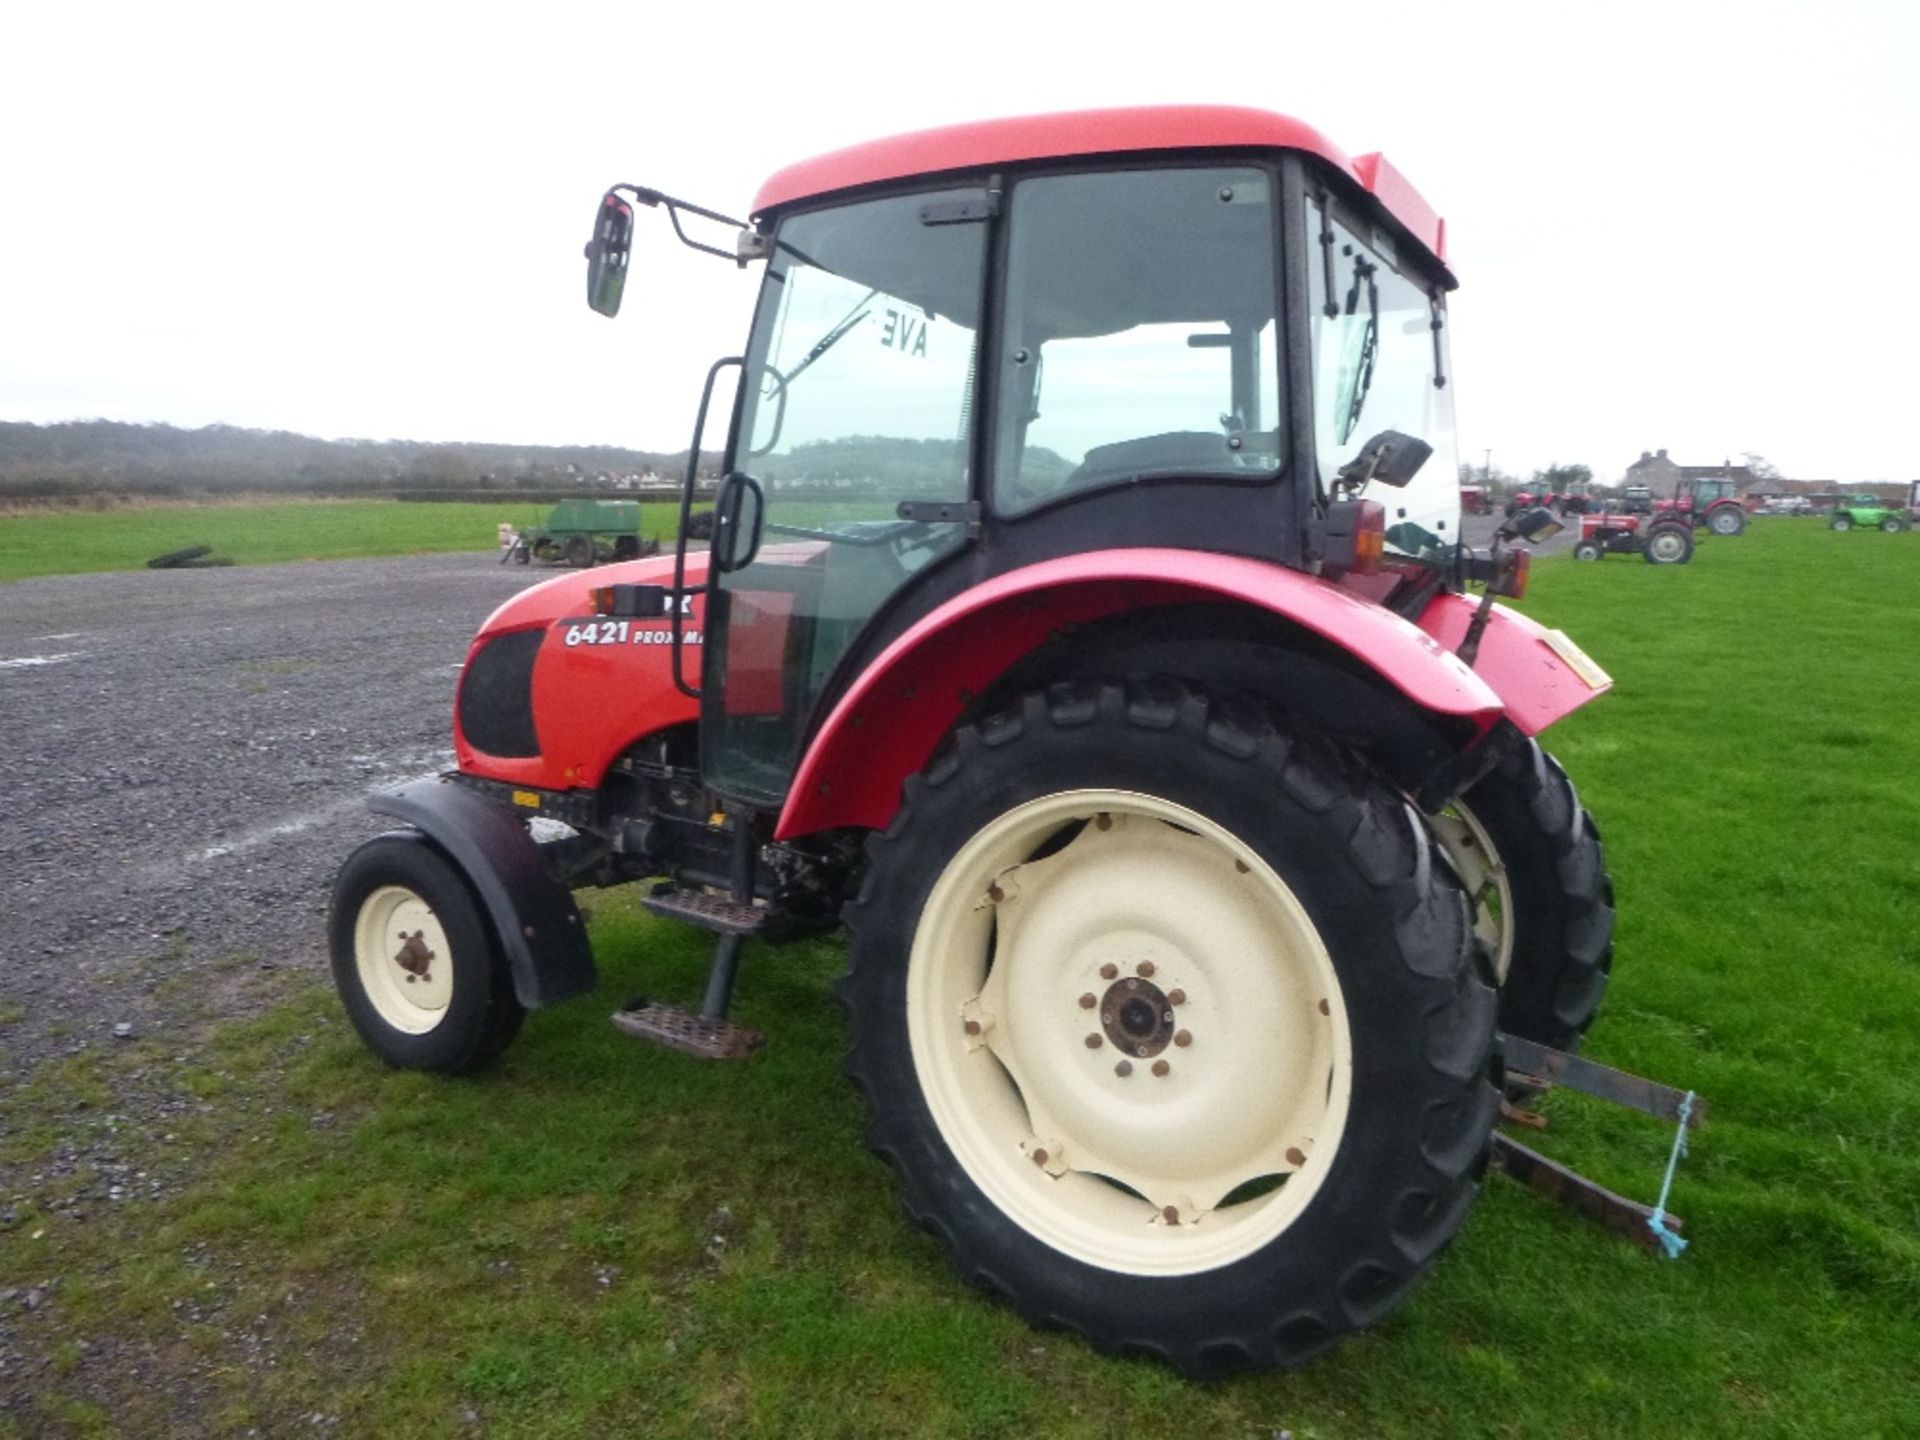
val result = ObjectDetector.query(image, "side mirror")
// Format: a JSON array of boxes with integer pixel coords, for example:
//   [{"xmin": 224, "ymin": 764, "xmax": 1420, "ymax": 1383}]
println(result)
[
  {"xmin": 584, "ymin": 192, "xmax": 634, "ymax": 317},
  {"xmin": 711, "ymin": 472, "xmax": 765, "ymax": 574},
  {"xmin": 1499, "ymin": 506, "xmax": 1564, "ymax": 545},
  {"xmin": 1336, "ymin": 429, "xmax": 1433, "ymax": 490}
]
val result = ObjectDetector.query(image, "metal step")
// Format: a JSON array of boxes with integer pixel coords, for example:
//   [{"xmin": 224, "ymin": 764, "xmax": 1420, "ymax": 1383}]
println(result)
[
  {"xmin": 640, "ymin": 882, "xmax": 779, "ymax": 936},
  {"xmin": 611, "ymin": 999, "xmax": 766, "ymax": 1060}
]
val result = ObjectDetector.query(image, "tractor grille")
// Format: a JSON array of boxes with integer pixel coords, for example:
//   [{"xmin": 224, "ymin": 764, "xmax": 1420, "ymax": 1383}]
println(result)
[{"xmin": 457, "ymin": 628, "xmax": 542, "ymax": 757}]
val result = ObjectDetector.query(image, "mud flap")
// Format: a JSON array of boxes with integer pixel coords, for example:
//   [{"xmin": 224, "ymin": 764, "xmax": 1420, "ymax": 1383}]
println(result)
[{"xmin": 368, "ymin": 776, "xmax": 596, "ymax": 1009}]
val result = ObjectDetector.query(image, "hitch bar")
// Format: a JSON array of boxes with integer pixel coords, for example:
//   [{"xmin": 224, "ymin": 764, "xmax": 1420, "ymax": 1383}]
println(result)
[{"xmin": 1493, "ymin": 1032, "xmax": 1704, "ymax": 1254}]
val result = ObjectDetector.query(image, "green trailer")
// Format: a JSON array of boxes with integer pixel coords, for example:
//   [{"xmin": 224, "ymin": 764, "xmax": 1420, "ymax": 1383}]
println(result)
[{"xmin": 504, "ymin": 499, "xmax": 659, "ymax": 567}]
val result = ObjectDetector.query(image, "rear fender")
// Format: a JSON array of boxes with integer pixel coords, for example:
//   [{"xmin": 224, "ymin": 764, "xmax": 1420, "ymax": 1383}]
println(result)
[
  {"xmin": 777, "ymin": 549, "xmax": 1526, "ymax": 839},
  {"xmin": 369, "ymin": 776, "xmax": 595, "ymax": 1009}
]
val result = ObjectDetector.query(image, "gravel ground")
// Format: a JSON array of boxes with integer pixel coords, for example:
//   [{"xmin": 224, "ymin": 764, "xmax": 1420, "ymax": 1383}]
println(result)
[{"xmin": 0, "ymin": 551, "xmax": 550, "ymax": 1084}]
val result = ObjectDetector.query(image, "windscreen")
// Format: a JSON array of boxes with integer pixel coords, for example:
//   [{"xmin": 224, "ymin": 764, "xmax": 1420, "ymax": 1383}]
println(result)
[{"xmin": 1306, "ymin": 199, "xmax": 1461, "ymax": 559}]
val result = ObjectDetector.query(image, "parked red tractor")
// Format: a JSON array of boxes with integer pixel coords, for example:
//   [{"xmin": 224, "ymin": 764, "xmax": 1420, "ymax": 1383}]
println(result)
[
  {"xmin": 1572, "ymin": 512, "xmax": 1696, "ymax": 564},
  {"xmin": 1653, "ymin": 475, "xmax": 1751, "ymax": 536},
  {"xmin": 330, "ymin": 107, "xmax": 1619, "ymax": 1375}
]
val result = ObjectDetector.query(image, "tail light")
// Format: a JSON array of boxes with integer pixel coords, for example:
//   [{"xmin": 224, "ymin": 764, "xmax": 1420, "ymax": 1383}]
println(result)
[
  {"xmin": 1492, "ymin": 547, "xmax": 1530, "ymax": 599},
  {"xmin": 1322, "ymin": 499, "xmax": 1386, "ymax": 577}
]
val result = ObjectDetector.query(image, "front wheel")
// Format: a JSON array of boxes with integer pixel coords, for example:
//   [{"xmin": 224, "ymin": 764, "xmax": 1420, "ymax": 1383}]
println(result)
[
  {"xmin": 1881, "ymin": 516, "xmax": 1904, "ymax": 533},
  {"xmin": 841, "ymin": 681, "xmax": 1497, "ymax": 1376},
  {"xmin": 1572, "ymin": 540, "xmax": 1603, "ymax": 561},
  {"xmin": 1831, "ymin": 514, "xmax": 1854, "ymax": 531},
  {"xmin": 329, "ymin": 832, "xmax": 525, "ymax": 1073}
]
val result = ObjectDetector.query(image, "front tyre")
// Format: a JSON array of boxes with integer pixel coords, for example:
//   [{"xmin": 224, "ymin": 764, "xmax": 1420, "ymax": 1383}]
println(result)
[
  {"xmin": 329, "ymin": 831, "xmax": 525, "ymax": 1073},
  {"xmin": 1881, "ymin": 516, "xmax": 1904, "ymax": 533},
  {"xmin": 840, "ymin": 681, "xmax": 1497, "ymax": 1377},
  {"xmin": 1707, "ymin": 506, "xmax": 1747, "ymax": 536},
  {"xmin": 1572, "ymin": 540, "xmax": 1603, "ymax": 561},
  {"xmin": 1831, "ymin": 514, "xmax": 1853, "ymax": 531}
]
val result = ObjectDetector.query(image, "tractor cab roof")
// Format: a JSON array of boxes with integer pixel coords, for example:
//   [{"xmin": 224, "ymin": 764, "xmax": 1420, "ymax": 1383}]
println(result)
[{"xmin": 751, "ymin": 104, "xmax": 1450, "ymax": 278}]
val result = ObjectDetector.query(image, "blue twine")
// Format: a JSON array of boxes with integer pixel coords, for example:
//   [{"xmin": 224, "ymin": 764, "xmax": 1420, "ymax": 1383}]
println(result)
[{"xmin": 1646, "ymin": 1090, "xmax": 1695, "ymax": 1259}]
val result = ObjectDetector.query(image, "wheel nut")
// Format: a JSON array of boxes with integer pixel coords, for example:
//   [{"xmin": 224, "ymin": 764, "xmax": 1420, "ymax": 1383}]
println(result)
[
  {"xmin": 1136, "ymin": 960, "xmax": 1155, "ymax": 977},
  {"xmin": 1152, "ymin": 1059, "xmax": 1170, "ymax": 1077},
  {"xmin": 1099, "ymin": 963, "xmax": 1118, "ymax": 980},
  {"xmin": 1078, "ymin": 993, "xmax": 1096, "ymax": 1009},
  {"xmin": 1174, "ymin": 1030, "xmax": 1192, "ymax": 1048},
  {"xmin": 1286, "ymin": 1147, "xmax": 1306, "ymax": 1167},
  {"xmin": 963, "ymin": 1019, "xmax": 981, "ymax": 1036},
  {"xmin": 1114, "ymin": 1060, "xmax": 1133, "ymax": 1077},
  {"xmin": 1085, "ymin": 1033, "xmax": 1103, "ymax": 1049},
  {"xmin": 1168, "ymin": 989, "xmax": 1186, "ymax": 1006},
  {"xmin": 1161, "ymin": 1205, "xmax": 1180, "ymax": 1224},
  {"xmin": 1031, "ymin": 1148, "xmax": 1049, "ymax": 1167}
]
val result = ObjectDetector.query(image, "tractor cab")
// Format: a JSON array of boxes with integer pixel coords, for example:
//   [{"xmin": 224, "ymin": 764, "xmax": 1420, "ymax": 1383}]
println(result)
[{"xmin": 592, "ymin": 110, "xmax": 1472, "ymax": 810}]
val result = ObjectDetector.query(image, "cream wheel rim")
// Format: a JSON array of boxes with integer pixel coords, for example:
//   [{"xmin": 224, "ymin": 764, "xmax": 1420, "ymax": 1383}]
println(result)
[
  {"xmin": 354, "ymin": 885, "xmax": 455, "ymax": 1034},
  {"xmin": 1428, "ymin": 803, "xmax": 1514, "ymax": 983},
  {"xmin": 906, "ymin": 790, "xmax": 1352, "ymax": 1276}
]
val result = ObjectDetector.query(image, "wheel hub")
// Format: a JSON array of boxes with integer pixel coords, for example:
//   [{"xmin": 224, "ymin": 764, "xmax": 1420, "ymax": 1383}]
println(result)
[{"xmin": 1099, "ymin": 976, "xmax": 1176, "ymax": 1058}]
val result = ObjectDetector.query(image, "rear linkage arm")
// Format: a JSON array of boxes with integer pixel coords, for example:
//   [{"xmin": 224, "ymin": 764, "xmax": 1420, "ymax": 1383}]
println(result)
[{"xmin": 1493, "ymin": 1033, "xmax": 1707, "ymax": 1256}]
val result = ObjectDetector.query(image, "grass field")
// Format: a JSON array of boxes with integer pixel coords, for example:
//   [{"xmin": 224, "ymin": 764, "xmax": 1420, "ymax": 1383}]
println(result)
[
  {"xmin": 4, "ymin": 521, "xmax": 1919, "ymax": 1437},
  {"xmin": 0, "ymin": 499, "xmax": 692, "ymax": 583}
]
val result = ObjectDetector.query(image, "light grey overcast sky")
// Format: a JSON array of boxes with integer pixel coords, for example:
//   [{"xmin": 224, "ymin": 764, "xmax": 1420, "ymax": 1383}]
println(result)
[{"xmin": 4, "ymin": 0, "xmax": 1915, "ymax": 483}]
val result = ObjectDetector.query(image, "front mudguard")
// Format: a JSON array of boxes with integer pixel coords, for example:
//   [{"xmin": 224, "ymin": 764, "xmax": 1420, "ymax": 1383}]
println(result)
[
  {"xmin": 1415, "ymin": 595, "xmax": 1611, "ymax": 736},
  {"xmin": 367, "ymin": 776, "xmax": 596, "ymax": 1009}
]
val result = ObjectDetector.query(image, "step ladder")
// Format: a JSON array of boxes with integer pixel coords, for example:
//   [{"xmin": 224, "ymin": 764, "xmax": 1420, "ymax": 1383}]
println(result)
[{"xmin": 613, "ymin": 825, "xmax": 772, "ymax": 1060}]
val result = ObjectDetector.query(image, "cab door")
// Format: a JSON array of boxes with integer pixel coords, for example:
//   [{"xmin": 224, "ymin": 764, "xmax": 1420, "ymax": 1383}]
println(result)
[{"xmin": 702, "ymin": 188, "xmax": 990, "ymax": 805}]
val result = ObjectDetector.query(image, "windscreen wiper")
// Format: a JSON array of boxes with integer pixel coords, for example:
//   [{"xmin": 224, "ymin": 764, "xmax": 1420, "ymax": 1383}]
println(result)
[{"xmin": 1342, "ymin": 258, "xmax": 1380, "ymax": 439}]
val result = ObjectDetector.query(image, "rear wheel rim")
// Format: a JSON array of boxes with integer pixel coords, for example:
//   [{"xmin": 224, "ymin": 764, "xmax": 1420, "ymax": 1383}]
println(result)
[
  {"xmin": 907, "ymin": 789, "xmax": 1352, "ymax": 1276},
  {"xmin": 1650, "ymin": 531, "xmax": 1686, "ymax": 561},
  {"xmin": 354, "ymin": 885, "xmax": 455, "ymax": 1034},
  {"xmin": 1429, "ymin": 805, "xmax": 1513, "ymax": 982}
]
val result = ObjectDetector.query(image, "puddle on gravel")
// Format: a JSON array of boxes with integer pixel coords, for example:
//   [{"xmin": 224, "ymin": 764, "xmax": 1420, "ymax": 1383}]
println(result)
[
  {"xmin": 0, "ymin": 651, "xmax": 84, "ymax": 670},
  {"xmin": 194, "ymin": 765, "xmax": 451, "ymax": 862}
]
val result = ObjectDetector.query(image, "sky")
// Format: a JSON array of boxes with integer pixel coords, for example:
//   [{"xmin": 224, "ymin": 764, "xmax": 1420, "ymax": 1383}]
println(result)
[{"xmin": 3, "ymin": 0, "xmax": 1915, "ymax": 484}]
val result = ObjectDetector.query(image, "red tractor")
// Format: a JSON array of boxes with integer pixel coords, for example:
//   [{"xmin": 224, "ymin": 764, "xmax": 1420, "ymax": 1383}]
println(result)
[
  {"xmin": 329, "ymin": 107, "xmax": 1618, "ymax": 1374},
  {"xmin": 1653, "ymin": 475, "xmax": 1750, "ymax": 536},
  {"xmin": 1572, "ymin": 511, "xmax": 1696, "ymax": 564}
]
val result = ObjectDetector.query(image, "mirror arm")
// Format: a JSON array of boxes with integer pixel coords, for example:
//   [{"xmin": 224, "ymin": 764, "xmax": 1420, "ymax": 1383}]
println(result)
[{"xmin": 612, "ymin": 183, "xmax": 753, "ymax": 264}]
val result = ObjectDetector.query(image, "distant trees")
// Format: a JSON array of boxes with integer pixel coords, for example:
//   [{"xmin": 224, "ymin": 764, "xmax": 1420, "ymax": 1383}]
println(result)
[
  {"xmin": 1530, "ymin": 462, "xmax": 1593, "ymax": 492},
  {"xmin": 0, "ymin": 420, "xmax": 722, "ymax": 501}
]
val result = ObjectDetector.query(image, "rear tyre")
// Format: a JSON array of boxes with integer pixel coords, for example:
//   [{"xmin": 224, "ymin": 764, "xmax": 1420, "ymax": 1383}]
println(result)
[
  {"xmin": 1429, "ymin": 742, "xmax": 1614, "ymax": 1051},
  {"xmin": 1707, "ymin": 506, "xmax": 1747, "ymax": 536},
  {"xmin": 841, "ymin": 680, "xmax": 1497, "ymax": 1377},
  {"xmin": 1831, "ymin": 514, "xmax": 1853, "ymax": 531},
  {"xmin": 565, "ymin": 535, "xmax": 595, "ymax": 568},
  {"xmin": 1643, "ymin": 525, "xmax": 1694, "ymax": 564},
  {"xmin": 1572, "ymin": 540, "xmax": 1602, "ymax": 561},
  {"xmin": 329, "ymin": 832, "xmax": 525, "ymax": 1073},
  {"xmin": 1881, "ymin": 516, "xmax": 1903, "ymax": 533}
]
